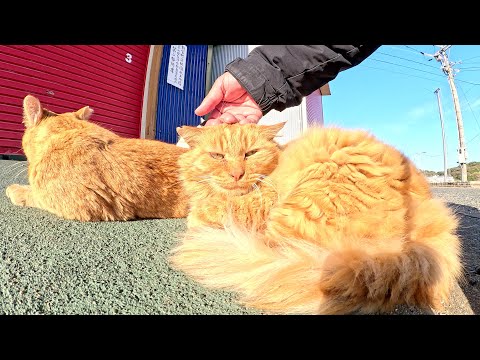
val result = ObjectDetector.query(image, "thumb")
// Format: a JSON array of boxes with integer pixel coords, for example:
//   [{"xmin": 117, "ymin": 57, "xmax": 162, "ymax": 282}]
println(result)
[{"xmin": 195, "ymin": 75, "xmax": 225, "ymax": 116}]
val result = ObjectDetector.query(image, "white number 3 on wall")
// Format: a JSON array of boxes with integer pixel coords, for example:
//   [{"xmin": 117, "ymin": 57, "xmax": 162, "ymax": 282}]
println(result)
[{"xmin": 125, "ymin": 53, "xmax": 133, "ymax": 63}]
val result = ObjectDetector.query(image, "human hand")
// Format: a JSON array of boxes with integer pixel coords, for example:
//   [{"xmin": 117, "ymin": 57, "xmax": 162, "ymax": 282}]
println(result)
[{"xmin": 195, "ymin": 72, "xmax": 263, "ymax": 126}]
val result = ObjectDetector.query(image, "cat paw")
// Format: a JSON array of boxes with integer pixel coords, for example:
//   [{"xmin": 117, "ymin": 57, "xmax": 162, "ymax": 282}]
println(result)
[{"xmin": 6, "ymin": 184, "xmax": 28, "ymax": 206}]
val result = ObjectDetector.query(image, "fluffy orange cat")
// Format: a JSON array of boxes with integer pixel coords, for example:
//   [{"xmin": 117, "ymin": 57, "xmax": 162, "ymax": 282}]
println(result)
[
  {"xmin": 169, "ymin": 122, "xmax": 463, "ymax": 315},
  {"xmin": 5, "ymin": 95, "xmax": 189, "ymax": 221}
]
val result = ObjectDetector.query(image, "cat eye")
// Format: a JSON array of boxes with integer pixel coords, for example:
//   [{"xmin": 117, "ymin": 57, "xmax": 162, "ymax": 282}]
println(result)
[
  {"xmin": 210, "ymin": 152, "xmax": 224, "ymax": 160},
  {"xmin": 245, "ymin": 150, "xmax": 258, "ymax": 158}
]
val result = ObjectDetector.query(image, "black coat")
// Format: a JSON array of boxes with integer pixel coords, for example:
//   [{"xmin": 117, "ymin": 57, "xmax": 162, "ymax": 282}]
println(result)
[{"xmin": 225, "ymin": 45, "xmax": 381, "ymax": 115}]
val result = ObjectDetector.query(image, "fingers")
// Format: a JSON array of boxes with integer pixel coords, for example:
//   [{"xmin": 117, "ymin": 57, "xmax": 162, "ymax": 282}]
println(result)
[
  {"xmin": 204, "ymin": 111, "xmax": 263, "ymax": 126},
  {"xmin": 238, "ymin": 118, "xmax": 260, "ymax": 125},
  {"xmin": 205, "ymin": 113, "xmax": 238, "ymax": 126},
  {"xmin": 205, "ymin": 115, "xmax": 261, "ymax": 126},
  {"xmin": 195, "ymin": 71, "xmax": 263, "ymax": 126},
  {"xmin": 205, "ymin": 118, "xmax": 223, "ymax": 126},
  {"xmin": 221, "ymin": 113, "xmax": 241, "ymax": 124},
  {"xmin": 195, "ymin": 76, "xmax": 225, "ymax": 116},
  {"xmin": 244, "ymin": 114, "xmax": 262, "ymax": 123}
]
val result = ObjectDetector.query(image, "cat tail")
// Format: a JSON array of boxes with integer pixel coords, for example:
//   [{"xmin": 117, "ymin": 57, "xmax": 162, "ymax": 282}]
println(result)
[
  {"xmin": 169, "ymin": 199, "xmax": 463, "ymax": 315},
  {"xmin": 169, "ymin": 222, "xmax": 330, "ymax": 314},
  {"xmin": 316, "ymin": 198, "xmax": 463, "ymax": 314}
]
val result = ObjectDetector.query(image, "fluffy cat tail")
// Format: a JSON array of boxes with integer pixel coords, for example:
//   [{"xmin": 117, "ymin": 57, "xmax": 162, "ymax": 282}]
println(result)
[
  {"xmin": 169, "ymin": 223, "xmax": 329, "ymax": 314},
  {"xmin": 169, "ymin": 199, "xmax": 462, "ymax": 314}
]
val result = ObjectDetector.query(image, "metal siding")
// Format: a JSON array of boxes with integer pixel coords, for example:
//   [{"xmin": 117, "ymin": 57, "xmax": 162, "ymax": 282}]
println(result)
[
  {"xmin": 247, "ymin": 45, "xmax": 305, "ymax": 143},
  {"xmin": 0, "ymin": 45, "xmax": 150, "ymax": 155},
  {"xmin": 259, "ymin": 106, "xmax": 305, "ymax": 145},
  {"xmin": 306, "ymin": 89, "xmax": 324, "ymax": 126},
  {"xmin": 211, "ymin": 45, "xmax": 249, "ymax": 84},
  {"xmin": 155, "ymin": 45, "xmax": 208, "ymax": 144}
]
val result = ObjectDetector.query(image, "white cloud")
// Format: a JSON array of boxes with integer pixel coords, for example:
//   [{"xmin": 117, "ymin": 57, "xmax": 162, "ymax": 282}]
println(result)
[
  {"xmin": 406, "ymin": 102, "xmax": 437, "ymax": 120},
  {"xmin": 465, "ymin": 97, "xmax": 480, "ymax": 110}
]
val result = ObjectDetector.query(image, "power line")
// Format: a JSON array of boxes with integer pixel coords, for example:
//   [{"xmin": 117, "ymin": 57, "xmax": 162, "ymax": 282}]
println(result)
[
  {"xmin": 456, "ymin": 67, "xmax": 480, "ymax": 70},
  {"xmin": 376, "ymin": 51, "xmax": 439, "ymax": 69},
  {"xmin": 452, "ymin": 78, "xmax": 480, "ymax": 86},
  {"xmin": 463, "ymin": 85, "xmax": 476, "ymax": 95},
  {"xmin": 467, "ymin": 132, "xmax": 480, "ymax": 144},
  {"xmin": 383, "ymin": 45, "xmax": 419, "ymax": 54},
  {"xmin": 457, "ymin": 83, "xmax": 480, "ymax": 132},
  {"xmin": 404, "ymin": 45, "xmax": 425, "ymax": 54},
  {"xmin": 368, "ymin": 58, "xmax": 480, "ymax": 86},
  {"xmin": 378, "ymin": 47, "xmax": 480, "ymax": 85},
  {"xmin": 458, "ymin": 82, "xmax": 480, "ymax": 146},
  {"xmin": 359, "ymin": 64, "xmax": 446, "ymax": 84},
  {"xmin": 368, "ymin": 58, "xmax": 446, "ymax": 78},
  {"xmin": 364, "ymin": 53, "xmax": 480, "ymax": 94},
  {"xmin": 460, "ymin": 55, "xmax": 480, "ymax": 63}
]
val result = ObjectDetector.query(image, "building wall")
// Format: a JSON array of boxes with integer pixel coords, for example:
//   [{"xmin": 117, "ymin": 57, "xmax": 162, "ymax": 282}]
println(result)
[
  {"xmin": 0, "ymin": 45, "xmax": 150, "ymax": 155},
  {"xmin": 210, "ymin": 45, "xmax": 249, "ymax": 87},
  {"xmin": 247, "ymin": 45, "xmax": 325, "ymax": 144},
  {"xmin": 155, "ymin": 45, "xmax": 208, "ymax": 144}
]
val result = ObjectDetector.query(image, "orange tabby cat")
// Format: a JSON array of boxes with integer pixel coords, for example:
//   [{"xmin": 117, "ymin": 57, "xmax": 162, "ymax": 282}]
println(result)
[
  {"xmin": 169, "ymin": 123, "xmax": 463, "ymax": 315},
  {"xmin": 5, "ymin": 95, "xmax": 189, "ymax": 221}
]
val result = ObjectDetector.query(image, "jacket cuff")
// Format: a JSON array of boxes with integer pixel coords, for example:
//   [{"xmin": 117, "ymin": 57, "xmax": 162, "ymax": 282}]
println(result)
[{"xmin": 225, "ymin": 57, "xmax": 289, "ymax": 115}]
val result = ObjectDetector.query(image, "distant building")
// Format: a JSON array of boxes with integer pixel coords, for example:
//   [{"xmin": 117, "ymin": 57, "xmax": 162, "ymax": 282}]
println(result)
[{"xmin": 426, "ymin": 175, "xmax": 455, "ymax": 183}]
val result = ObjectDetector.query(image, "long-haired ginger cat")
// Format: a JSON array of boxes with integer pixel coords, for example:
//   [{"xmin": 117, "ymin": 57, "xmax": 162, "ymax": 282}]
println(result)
[
  {"xmin": 5, "ymin": 95, "xmax": 188, "ymax": 221},
  {"xmin": 169, "ymin": 122, "xmax": 463, "ymax": 315}
]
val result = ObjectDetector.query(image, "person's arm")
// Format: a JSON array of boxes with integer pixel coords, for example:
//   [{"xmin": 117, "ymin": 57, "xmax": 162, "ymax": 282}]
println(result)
[{"xmin": 225, "ymin": 45, "xmax": 380, "ymax": 115}]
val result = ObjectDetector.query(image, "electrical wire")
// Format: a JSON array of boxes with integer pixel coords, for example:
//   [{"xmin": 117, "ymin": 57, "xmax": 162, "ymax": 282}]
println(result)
[
  {"xmin": 368, "ymin": 57, "xmax": 480, "ymax": 86},
  {"xmin": 368, "ymin": 58, "xmax": 445, "ymax": 78},
  {"xmin": 457, "ymin": 83, "xmax": 480, "ymax": 132},
  {"xmin": 376, "ymin": 51, "xmax": 439, "ymax": 69},
  {"xmin": 403, "ymin": 45, "xmax": 424, "ymax": 54},
  {"xmin": 359, "ymin": 64, "xmax": 446, "ymax": 84},
  {"xmin": 460, "ymin": 55, "xmax": 480, "ymax": 63}
]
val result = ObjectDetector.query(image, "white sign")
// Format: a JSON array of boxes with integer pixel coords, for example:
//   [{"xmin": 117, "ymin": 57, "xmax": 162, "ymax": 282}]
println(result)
[{"xmin": 167, "ymin": 45, "xmax": 187, "ymax": 90}]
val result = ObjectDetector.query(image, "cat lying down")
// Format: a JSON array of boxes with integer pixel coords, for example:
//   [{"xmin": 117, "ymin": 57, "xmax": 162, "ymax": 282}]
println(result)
[
  {"xmin": 6, "ymin": 95, "xmax": 189, "ymax": 221},
  {"xmin": 6, "ymin": 95, "xmax": 463, "ymax": 314},
  {"xmin": 169, "ymin": 122, "xmax": 463, "ymax": 315}
]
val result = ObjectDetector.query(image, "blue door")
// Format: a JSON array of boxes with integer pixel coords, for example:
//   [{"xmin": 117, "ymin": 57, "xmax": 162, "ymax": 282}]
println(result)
[{"xmin": 155, "ymin": 45, "xmax": 208, "ymax": 143}]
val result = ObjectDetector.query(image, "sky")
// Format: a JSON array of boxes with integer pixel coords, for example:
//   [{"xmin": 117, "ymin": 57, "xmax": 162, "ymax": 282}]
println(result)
[{"xmin": 321, "ymin": 45, "xmax": 480, "ymax": 172}]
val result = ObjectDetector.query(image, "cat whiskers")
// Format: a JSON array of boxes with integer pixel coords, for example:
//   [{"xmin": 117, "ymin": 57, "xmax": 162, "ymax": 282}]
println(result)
[
  {"xmin": 254, "ymin": 174, "xmax": 279, "ymax": 200},
  {"xmin": 252, "ymin": 182, "xmax": 263, "ymax": 202},
  {"xmin": 196, "ymin": 175, "xmax": 214, "ymax": 186}
]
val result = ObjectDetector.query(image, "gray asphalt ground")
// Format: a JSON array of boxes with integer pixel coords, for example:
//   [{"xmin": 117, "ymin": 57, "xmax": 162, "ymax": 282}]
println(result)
[{"xmin": 1, "ymin": 159, "xmax": 479, "ymax": 315}]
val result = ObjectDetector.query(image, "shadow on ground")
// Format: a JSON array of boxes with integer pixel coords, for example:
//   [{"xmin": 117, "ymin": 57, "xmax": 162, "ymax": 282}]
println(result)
[{"xmin": 446, "ymin": 202, "xmax": 480, "ymax": 315}]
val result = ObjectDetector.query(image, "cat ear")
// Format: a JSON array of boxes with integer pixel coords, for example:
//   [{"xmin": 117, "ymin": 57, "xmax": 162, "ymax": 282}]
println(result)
[
  {"xmin": 259, "ymin": 121, "xmax": 286, "ymax": 140},
  {"xmin": 177, "ymin": 126, "xmax": 203, "ymax": 147},
  {"xmin": 22, "ymin": 95, "xmax": 44, "ymax": 128},
  {"xmin": 74, "ymin": 106, "xmax": 94, "ymax": 120}
]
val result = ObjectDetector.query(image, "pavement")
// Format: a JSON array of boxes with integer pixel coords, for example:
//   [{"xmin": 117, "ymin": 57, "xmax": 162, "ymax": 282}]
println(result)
[{"xmin": 1, "ymin": 159, "xmax": 479, "ymax": 315}]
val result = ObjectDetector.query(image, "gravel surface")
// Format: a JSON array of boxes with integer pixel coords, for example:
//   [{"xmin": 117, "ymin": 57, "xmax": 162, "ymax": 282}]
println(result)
[
  {"xmin": 386, "ymin": 187, "xmax": 480, "ymax": 315},
  {"xmin": 1, "ymin": 158, "xmax": 479, "ymax": 315}
]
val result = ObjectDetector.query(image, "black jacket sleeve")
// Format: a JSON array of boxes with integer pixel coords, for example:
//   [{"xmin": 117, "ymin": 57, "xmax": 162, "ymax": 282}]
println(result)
[{"xmin": 225, "ymin": 45, "xmax": 380, "ymax": 115}]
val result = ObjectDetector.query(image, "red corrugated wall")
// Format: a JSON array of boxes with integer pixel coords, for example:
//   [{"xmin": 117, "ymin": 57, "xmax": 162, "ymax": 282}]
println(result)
[{"xmin": 0, "ymin": 45, "xmax": 150, "ymax": 155}]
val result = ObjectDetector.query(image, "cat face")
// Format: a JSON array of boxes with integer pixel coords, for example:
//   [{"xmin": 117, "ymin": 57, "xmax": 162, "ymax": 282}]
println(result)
[
  {"xmin": 177, "ymin": 123, "xmax": 284, "ymax": 196},
  {"xmin": 21, "ymin": 95, "xmax": 94, "ymax": 160}
]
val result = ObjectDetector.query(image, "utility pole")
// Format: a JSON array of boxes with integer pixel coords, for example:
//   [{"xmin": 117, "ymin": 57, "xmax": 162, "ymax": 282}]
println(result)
[
  {"xmin": 424, "ymin": 45, "xmax": 468, "ymax": 182},
  {"xmin": 434, "ymin": 88, "xmax": 448, "ymax": 182}
]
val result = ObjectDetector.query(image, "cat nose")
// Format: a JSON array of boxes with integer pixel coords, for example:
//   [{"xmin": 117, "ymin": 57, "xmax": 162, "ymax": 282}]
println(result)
[{"xmin": 230, "ymin": 169, "xmax": 245, "ymax": 181}]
